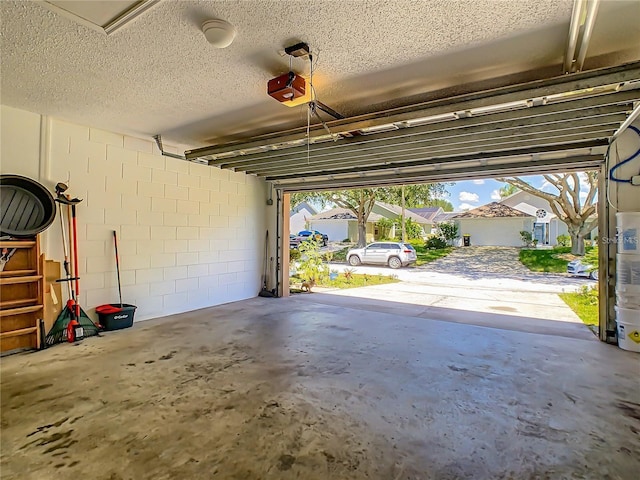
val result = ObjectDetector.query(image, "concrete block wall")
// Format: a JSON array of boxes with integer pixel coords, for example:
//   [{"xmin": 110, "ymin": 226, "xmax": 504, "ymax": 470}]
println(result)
[{"xmin": 1, "ymin": 106, "xmax": 268, "ymax": 321}]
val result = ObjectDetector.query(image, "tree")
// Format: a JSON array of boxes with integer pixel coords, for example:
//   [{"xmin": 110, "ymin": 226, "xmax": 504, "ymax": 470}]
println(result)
[
  {"xmin": 291, "ymin": 183, "xmax": 447, "ymax": 247},
  {"xmin": 422, "ymin": 198, "xmax": 454, "ymax": 211},
  {"xmin": 498, "ymin": 172, "xmax": 598, "ymax": 255},
  {"xmin": 499, "ymin": 183, "xmax": 519, "ymax": 199},
  {"xmin": 437, "ymin": 222, "xmax": 459, "ymax": 246}
]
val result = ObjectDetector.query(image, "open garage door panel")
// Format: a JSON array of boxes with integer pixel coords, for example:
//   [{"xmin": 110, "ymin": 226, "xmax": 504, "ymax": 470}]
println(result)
[{"xmin": 186, "ymin": 63, "xmax": 640, "ymax": 191}]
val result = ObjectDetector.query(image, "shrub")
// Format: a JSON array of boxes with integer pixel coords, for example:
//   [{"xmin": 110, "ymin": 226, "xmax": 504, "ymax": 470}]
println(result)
[
  {"xmin": 343, "ymin": 267, "xmax": 356, "ymax": 282},
  {"xmin": 289, "ymin": 248, "xmax": 301, "ymax": 262},
  {"xmin": 297, "ymin": 238, "xmax": 328, "ymax": 283},
  {"xmin": 437, "ymin": 222, "xmax": 459, "ymax": 245},
  {"xmin": 424, "ymin": 235, "xmax": 448, "ymax": 250},
  {"xmin": 520, "ymin": 230, "xmax": 535, "ymax": 247},
  {"xmin": 375, "ymin": 218, "xmax": 395, "ymax": 240},
  {"xmin": 556, "ymin": 234, "xmax": 571, "ymax": 247}
]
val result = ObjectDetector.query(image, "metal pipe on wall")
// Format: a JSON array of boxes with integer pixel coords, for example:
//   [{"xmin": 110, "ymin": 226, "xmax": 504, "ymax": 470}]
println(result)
[
  {"xmin": 564, "ymin": 0, "xmax": 585, "ymax": 74},
  {"xmin": 574, "ymin": 0, "xmax": 601, "ymax": 73}
]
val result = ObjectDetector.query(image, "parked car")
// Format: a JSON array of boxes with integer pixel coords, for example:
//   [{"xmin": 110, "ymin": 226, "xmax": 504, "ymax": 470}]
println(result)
[
  {"xmin": 347, "ymin": 242, "xmax": 417, "ymax": 269},
  {"xmin": 292, "ymin": 230, "xmax": 328, "ymax": 247},
  {"xmin": 567, "ymin": 259, "xmax": 599, "ymax": 280}
]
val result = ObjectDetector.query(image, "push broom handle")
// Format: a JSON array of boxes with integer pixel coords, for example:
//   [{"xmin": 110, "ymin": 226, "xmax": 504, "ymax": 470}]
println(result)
[{"xmin": 113, "ymin": 231, "xmax": 123, "ymax": 308}]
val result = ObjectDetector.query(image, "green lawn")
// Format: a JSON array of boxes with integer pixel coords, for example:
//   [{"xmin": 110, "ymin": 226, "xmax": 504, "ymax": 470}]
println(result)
[
  {"xmin": 290, "ymin": 272, "xmax": 399, "ymax": 291},
  {"xmin": 409, "ymin": 241, "xmax": 452, "ymax": 266},
  {"xmin": 518, "ymin": 246, "xmax": 594, "ymax": 273},
  {"xmin": 559, "ymin": 286, "xmax": 599, "ymax": 327}
]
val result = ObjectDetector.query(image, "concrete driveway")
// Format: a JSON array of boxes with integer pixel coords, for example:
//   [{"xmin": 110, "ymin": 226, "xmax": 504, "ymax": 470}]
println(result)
[{"xmin": 321, "ymin": 247, "xmax": 595, "ymax": 335}]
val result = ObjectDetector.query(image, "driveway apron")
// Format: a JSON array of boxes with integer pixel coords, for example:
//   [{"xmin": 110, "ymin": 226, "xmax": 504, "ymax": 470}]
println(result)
[{"xmin": 322, "ymin": 246, "xmax": 590, "ymax": 332}]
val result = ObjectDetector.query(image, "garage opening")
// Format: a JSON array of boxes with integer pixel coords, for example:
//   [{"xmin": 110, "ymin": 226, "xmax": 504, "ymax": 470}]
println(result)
[
  {"xmin": 285, "ymin": 170, "xmax": 602, "ymax": 341},
  {"xmin": 186, "ymin": 62, "xmax": 640, "ymax": 343}
]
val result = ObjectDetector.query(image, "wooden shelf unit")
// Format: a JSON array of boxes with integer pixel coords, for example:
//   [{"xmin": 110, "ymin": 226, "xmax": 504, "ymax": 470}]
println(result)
[{"xmin": 0, "ymin": 236, "xmax": 43, "ymax": 353}]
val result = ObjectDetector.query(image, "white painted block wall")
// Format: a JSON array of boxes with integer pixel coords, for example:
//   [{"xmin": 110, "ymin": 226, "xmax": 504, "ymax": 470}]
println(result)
[{"xmin": 1, "ymin": 105, "xmax": 268, "ymax": 322}]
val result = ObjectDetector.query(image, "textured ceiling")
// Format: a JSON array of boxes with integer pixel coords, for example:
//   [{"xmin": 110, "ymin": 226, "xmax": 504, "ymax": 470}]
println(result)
[{"xmin": 1, "ymin": 0, "xmax": 639, "ymax": 150}]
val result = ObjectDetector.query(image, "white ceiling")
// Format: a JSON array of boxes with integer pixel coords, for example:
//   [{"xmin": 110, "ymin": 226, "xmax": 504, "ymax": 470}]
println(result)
[{"xmin": 1, "ymin": 0, "xmax": 639, "ymax": 150}]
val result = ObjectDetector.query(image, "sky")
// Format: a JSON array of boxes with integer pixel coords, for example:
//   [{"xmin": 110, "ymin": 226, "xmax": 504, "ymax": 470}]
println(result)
[
  {"xmin": 445, "ymin": 177, "xmax": 514, "ymax": 211},
  {"xmin": 444, "ymin": 174, "xmax": 591, "ymax": 211},
  {"xmin": 300, "ymin": 173, "xmax": 593, "ymax": 213}
]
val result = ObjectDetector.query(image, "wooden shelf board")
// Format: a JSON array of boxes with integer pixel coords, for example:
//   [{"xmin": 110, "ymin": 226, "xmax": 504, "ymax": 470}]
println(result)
[
  {"xmin": 0, "ymin": 241, "xmax": 36, "ymax": 248},
  {"xmin": 0, "ymin": 275, "xmax": 43, "ymax": 286},
  {"xmin": 0, "ymin": 269, "xmax": 37, "ymax": 278},
  {"xmin": 0, "ymin": 298, "xmax": 38, "ymax": 309},
  {"xmin": 0, "ymin": 327, "xmax": 38, "ymax": 338},
  {"xmin": 0, "ymin": 305, "xmax": 43, "ymax": 317}
]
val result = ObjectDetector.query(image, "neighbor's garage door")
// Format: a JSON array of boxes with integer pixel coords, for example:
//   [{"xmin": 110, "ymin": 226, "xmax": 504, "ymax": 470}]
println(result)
[
  {"xmin": 310, "ymin": 220, "xmax": 347, "ymax": 243},
  {"xmin": 456, "ymin": 218, "xmax": 533, "ymax": 247}
]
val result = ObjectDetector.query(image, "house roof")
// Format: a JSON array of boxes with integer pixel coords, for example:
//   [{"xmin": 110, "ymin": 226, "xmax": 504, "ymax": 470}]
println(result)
[
  {"xmin": 375, "ymin": 202, "xmax": 431, "ymax": 224},
  {"xmin": 433, "ymin": 212, "xmax": 459, "ymax": 223},
  {"xmin": 452, "ymin": 202, "xmax": 534, "ymax": 219},
  {"xmin": 309, "ymin": 207, "xmax": 384, "ymax": 223},
  {"xmin": 410, "ymin": 207, "xmax": 443, "ymax": 222},
  {"xmin": 290, "ymin": 202, "xmax": 317, "ymax": 216}
]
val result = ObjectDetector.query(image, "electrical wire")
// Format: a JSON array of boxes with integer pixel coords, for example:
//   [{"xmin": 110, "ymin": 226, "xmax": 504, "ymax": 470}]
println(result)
[
  {"xmin": 605, "ymin": 124, "xmax": 640, "ymax": 211},
  {"xmin": 609, "ymin": 125, "xmax": 640, "ymax": 183}
]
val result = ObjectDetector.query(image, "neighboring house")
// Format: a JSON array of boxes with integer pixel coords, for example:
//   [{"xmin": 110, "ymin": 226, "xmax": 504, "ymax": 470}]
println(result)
[
  {"xmin": 290, "ymin": 202, "xmax": 317, "ymax": 235},
  {"xmin": 308, "ymin": 201, "xmax": 431, "ymax": 243},
  {"xmin": 372, "ymin": 202, "xmax": 432, "ymax": 237},
  {"xmin": 451, "ymin": 202, "xmax": 535, "ymax": 247},
  {"xmin": 411, "ymin": 207, "xmax": 457, "ymax": 234},
  {"xmin": 499, "ymin": 191, "xmax": 572, "ymax": 246},
  {"xmin": 308, "ymin": 208, "xmax": 385, "ymax": 243},
  {"xmin": 410, "ymin": 206, "xmax": 442, "ymax": 234}
]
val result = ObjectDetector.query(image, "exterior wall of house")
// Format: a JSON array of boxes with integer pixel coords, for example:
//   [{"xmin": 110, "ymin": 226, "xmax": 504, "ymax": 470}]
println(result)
[
  {"xmin": 372, "ymin": 204, "xmax": 430, "ymax": 233},
  {"xmin": 549, "ymin": 218, "xmax": 569, "ymax": 245},
  {"xmin": 309, "ymin": 220, "xmax": 348, "ymax": 243},
  {"xmin": 502, "ymin": 192, "xmax": 552, "ymax": 212},
  {"xmin": 456, "ymin": 218, "xmax": 534, "ymax": 247},
  {"xmin": 290, "ymin": 207, "xmax": 313, "ymax": 234},
  {"xmin": 0, "ymin": 105, "xmax": 267, "ymax": 322}
]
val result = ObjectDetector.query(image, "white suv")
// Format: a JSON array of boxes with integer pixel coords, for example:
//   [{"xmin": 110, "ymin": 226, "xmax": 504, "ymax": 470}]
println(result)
[{"xmin": 347, "ymin": 242, "xmax": 417, "ymax": 269}]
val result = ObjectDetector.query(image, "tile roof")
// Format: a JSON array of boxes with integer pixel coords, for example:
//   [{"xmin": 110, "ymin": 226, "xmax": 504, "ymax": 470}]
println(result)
[
  {"xmin": 452, "ymin": 202, "xmax": 534, "ymax": 219},
  {"xmin": 310, "ymin": 207, "xmax": 384, "ymax": 222}
]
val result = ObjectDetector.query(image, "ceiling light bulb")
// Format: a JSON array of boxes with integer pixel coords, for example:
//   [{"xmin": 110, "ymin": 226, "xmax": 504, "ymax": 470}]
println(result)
[{"xmin": 202, "ymin": 19, "xmax": 236, "ymax": 48}]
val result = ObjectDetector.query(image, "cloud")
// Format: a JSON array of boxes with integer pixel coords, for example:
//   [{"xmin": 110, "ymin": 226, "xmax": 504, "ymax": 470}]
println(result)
[
  {"xmin": 459, "ymin": 191, "xmax": 479, "ymax": 203},
  {"xmin": 458, "ymin": 203, "xmax": 475, "ymax": 211},
  {"xmin": 473, "ymin": 179, "xmax": 485, "ymax": 185},
  {"xmin": 491, "ymin": 189, "xmax": 502, "ymax": 200}
]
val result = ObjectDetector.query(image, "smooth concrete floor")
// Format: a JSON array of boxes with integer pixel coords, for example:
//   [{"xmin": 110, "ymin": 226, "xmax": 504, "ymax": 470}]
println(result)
[{"xmin": 1, "ymin": 294, "xmax": 639, "ymax": 480}]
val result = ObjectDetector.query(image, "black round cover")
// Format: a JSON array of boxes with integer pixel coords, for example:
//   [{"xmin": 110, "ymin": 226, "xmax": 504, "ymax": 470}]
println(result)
[{"xmin": 0, "ymin": 174, "xmax": 56, "ymax": 237}]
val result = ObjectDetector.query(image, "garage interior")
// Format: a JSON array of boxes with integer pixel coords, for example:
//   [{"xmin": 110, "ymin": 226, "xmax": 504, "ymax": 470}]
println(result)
[{"xmin": 1, "ymin": 1, "xmax": 639, "ymax": 479}]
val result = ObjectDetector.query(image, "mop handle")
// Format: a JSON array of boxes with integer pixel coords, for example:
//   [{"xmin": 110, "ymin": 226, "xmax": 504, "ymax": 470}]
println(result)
[{"xmin": 113, "ymin": 231, "xmax": 123, "ymax": 308}]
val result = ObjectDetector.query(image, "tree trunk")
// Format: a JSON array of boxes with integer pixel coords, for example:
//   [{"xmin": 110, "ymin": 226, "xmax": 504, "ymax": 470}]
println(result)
[
  {"xmin": 357, "ymin": 219, "xmax": 367, "ymax": 247},
  {"xmin": 569, "ymin": 229, "xmax": 585, "ymax": 256}
]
